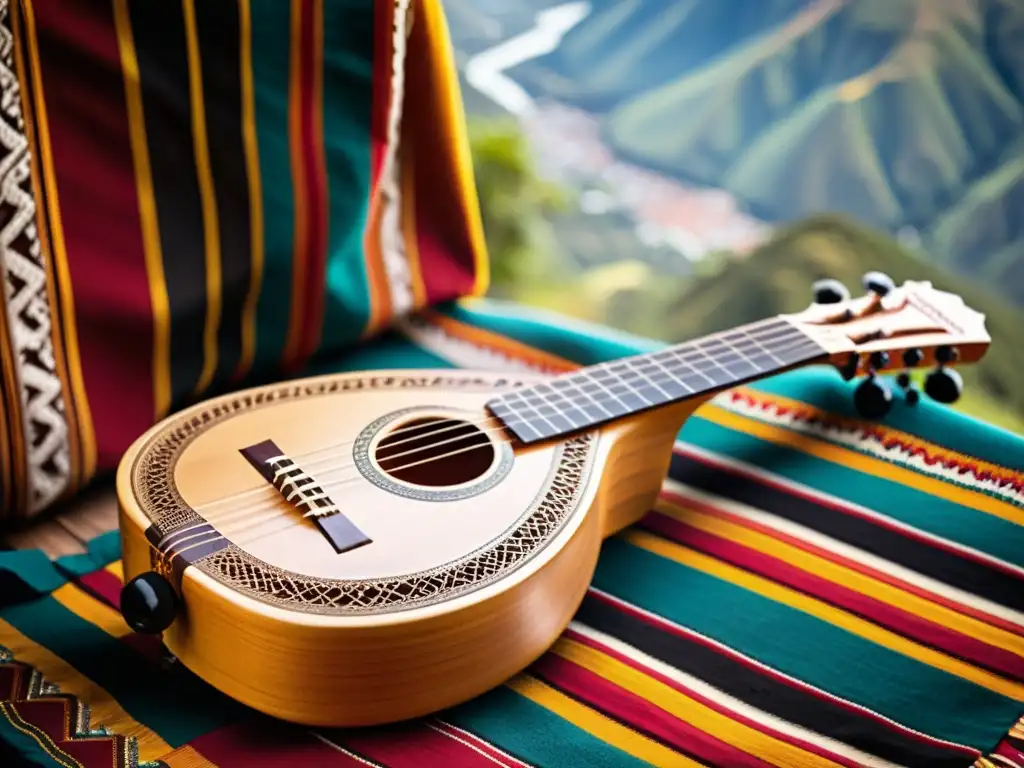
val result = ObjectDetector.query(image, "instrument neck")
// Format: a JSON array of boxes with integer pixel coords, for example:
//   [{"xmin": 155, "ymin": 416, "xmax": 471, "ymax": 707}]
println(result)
[{"xmin": 486, "ymin": 316, "xmax": 829, "ymax": 444}]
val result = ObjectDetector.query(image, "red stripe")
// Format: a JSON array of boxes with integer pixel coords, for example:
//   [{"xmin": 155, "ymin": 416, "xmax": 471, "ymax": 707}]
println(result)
[
  {"xmin": 531, "ymin": 654, "xmax": 775, "ymax": 767},
  {"xmin": 675, "ymin": 445, "xmax": 1024, "ymax": 582},
  {"xmin": 337, "ymin": 722, "xmax": 523, "ymax": 768},
  {"xmin": 562, "ymin": 629, "xmax": 866, "ymax": 768},
  {"xmin": 642, "ymin": 512, "xmax": 1024, "ymax": 680},
  {"xmin": 660, "ymin": 487, "xmax": 1024, "ymax": 636},
  {"xmin": 403, "ymin": 3, "xmax": 477, "ymax": 307},
  {"xmin": 5, "ymin": 699, "xmax": 123, "ymax": 768},
  {"xmin": 293, "ymin": 0, "xmax": 328, "ymax": 366},
  {"xmin": 190, "ymin": 720, "xmax": 366, "ymax": 766},
  {"xmin": 30, "ymin": 0, "xmax": 155, "ymax": 474},
  {"xmin": 74, "ymin": 568, "xmax": 123, "ymax": 609},
  {"xmin": 368, "ymin": 1, "xmax": 391, "ymax": 190},
  {"xmin": 586, "ymin": 588, "xmax": 981, "ymax": 757}
]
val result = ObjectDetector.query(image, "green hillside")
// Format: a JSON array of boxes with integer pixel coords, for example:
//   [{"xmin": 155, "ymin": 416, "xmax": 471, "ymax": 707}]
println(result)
[{"xmin": 472, "ymin": 0, "xmax": 1024, "ymax": 307}]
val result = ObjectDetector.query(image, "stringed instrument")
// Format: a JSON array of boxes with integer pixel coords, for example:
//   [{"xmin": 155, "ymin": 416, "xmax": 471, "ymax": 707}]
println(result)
[{"xmin": 116, "ymin": 274, "xmax": 990, "ymax": 727}]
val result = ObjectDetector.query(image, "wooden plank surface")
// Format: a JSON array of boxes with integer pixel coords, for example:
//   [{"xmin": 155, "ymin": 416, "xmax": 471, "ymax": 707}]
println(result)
[{"xmin": 2, "ymin": 483, "xmax": 120, "ymax": 558}]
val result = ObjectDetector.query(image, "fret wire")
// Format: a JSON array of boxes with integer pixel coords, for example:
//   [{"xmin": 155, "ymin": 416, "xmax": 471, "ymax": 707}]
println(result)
[
  {"xmin": 623, "ymin": 357, "xmax": 673, "ymax": 399},
  {"xmin": 579, "ymin": 368, "xmax": 634, "ymax": 413},
  {"xmin": 533, "ymin": 383, "xmax": 587, "ymax": 430},
  {"xmin": 592, "ymin": 363, "xmax": 654, "ymax": 408},
  {"xmin": 506, "ymin": 390, "xmax": 561, "ymax": 435},
  {"xmin": 552, "ymin": 376, "xmax": 615, "ymax": 419},
  {"xmin": 714, "ymin": 334, "xmax": 765, "ymax": 377}
]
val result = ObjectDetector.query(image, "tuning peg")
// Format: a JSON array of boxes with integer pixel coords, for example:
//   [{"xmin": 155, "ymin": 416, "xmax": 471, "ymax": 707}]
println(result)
[
  {"xmin": 120, "ymin": 571, "xmax": 178, "ymax": 635},
  {"xmin": 862, "ymin": 271, "xmax": 895, "ymax": 297},
  {"xmin": 896, "ymin": 372, "xmax": 920, "ymax": 406},
  {"xmin": 924, "ymin": 366, "xmax": 963, "ymax": 404},
  {"xmin": 812, "ymin": 278, "xmax": 851, "ymax": 305},
  {"xmin": 853, "ymin": 374, "xmax": 893, "ymax": 419}
]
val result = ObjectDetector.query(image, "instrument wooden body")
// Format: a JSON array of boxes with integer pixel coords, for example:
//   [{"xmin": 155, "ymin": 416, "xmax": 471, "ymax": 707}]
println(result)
[
  {"xmin": 117, "ymin": 369, "xmax": 700, "ymax": 726},
  {"xmin": 116, "ymin": 279, "xmax": 991, "ymax": 727}
]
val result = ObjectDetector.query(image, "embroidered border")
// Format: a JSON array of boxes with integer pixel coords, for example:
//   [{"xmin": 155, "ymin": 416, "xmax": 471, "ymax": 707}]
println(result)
[
  {"xmin": 0, "ymin": 645, "xmax": 137, "ymax": 768},
  {"xmin": 0, "ymin": 0, "xmax": 70, "ymax": 516},
  {"xmin": 717, "ymin": 388, "xmax": 1024, "ymax": 507},
  {"xmin": 377, "ymin": 0, "xmax": 414, "ymax": 317}
]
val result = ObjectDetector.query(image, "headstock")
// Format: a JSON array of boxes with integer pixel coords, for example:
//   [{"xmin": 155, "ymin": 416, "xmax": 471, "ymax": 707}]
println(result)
[{"xmin": 783, "ymin": 272, "xmax": 991, "ymax": 419}]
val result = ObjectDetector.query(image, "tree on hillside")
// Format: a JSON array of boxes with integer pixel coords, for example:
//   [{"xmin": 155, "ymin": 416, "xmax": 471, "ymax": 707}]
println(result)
[{"xmin": 466, "ymin": 116, "xmax": 572, "ymax": 296}]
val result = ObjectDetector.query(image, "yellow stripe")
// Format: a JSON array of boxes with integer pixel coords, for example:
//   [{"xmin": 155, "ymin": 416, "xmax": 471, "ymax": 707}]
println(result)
[
  {"xmin": 182, "ymin": 0, "xmax": 223, "ymax": 395},
  {"xmin": 0, "ymin": 617, "xmax": 172, "ymax": 761},
  {"xmin": 506, "ymin": 675, "xmax": 705, "ymax": 767},
  {"xmin": 700, "ymin": 403, "xmax": 1024, "ymax": 527},
  {"xmin": 105, "ymin": 560, "xmax": 124, "ymax": 582},
  {"xmin": 0, "ymin": 702, "xmax": 80, "ymax": 768},
  {"xmin": 10, "ymin": 2, "xmax": 81, "ymax": 493},
  {"xmin": 113, "ymin": 0, "xmax": 173, "ymax": 420},
  {"xmin": 21, "ymin": 0, "xmax": 96, "ymax": 482},
  {"xmin": 51, "ymin": 583, "xmax": 132, "ymax": 640},
  {"xmin": 624, "ymin": 529, "xmax": 1024, "ymax": 701},
  {"xmin": 283, "ymin": 0, "xmax": 308, "ymax": 364},
  {"xmin": 553, "ymin": 637, "xmax": 843, "ymax": 768},
  {"xmin": 417, "ymin": 0, "xmax": 489, "ymax": 297},
  {"xmin": 658, "ymin": 501, "xmax": 1024, "ymax": 658},
  {"xmin": 234, "ymin": 0, "xmax": 264, "ymax": 381}
]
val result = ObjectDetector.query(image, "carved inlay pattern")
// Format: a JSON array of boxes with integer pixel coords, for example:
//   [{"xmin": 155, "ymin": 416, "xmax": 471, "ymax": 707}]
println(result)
[{"xmin": 130, "ymin": 373, "xmax": 596, "ymax": 616}]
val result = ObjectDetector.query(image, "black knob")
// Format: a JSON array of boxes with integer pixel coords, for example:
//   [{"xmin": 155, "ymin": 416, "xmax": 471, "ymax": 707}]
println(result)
[
  {"xmin": 853, "ymin": 376, "xmax": 893, "ymax": 420},
  {"xmin": 896, "ymin": 372, "xmax": 912, "ymax": 389},
  {"xmin": 869, "ymin": 350, "xmax": 889, "ymax": 370},
  {"xmin": 924, "ymin": 367, "xmax": 963, "ymax": 404},
  {"xmin": 935, "ymin": 345, "xmax": 959, "ymax": 365},
  {"xmin": 902, "ymin": 348, "xmax": 924, "ymax": 367},
  {"xmin": 120, "ymin": 572, "xmax": 178, "ymax": 635},
  {"xmin": 862, "ymin": 271, "xmax": 895, "ymax": 297},
  {"xmin": 812, "ymin": 278, "xmax": 850, "ymax": 305},
  {"xmin": 838, "ymin": 352, "xmax": 859, "ymax": 381},
  {"xmin": 905, "ymin": 388, "xmax": 920, "ymax": 406}
]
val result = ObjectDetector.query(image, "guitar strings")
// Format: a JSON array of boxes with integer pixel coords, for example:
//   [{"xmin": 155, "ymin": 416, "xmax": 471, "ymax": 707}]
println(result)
[
  {"xmin": 156, "ymin": 331, "xmax": 820, "ymax": 548},
  {"xmin": 156, "ymin": 334, "xmax": 823, "ymax": 554},
  {"xmin": 188, "ymin": 322, "xmax": 813, "ymax": 516}
]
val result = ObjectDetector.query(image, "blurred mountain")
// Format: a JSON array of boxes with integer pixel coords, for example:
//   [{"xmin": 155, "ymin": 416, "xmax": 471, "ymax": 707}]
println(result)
[{"xmin": 449, "ymin": 0, "xmax": 1024, "ymax": 306}]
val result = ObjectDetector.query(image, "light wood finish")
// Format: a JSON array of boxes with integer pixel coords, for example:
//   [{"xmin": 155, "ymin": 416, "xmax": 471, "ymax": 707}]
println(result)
[
  {"xmin": 114, "ymin": 369, "xmax": 703, "ymax": 727},
  {"xmin": 3, "ymin": 484, "xmax": 119, "ymax": 557}
]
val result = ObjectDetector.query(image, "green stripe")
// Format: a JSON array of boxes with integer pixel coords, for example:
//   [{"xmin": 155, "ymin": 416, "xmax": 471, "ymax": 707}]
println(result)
[
  {"xmin": 593, "ymin": 537, "xmax": 1022, "ymax": 749},
  {"xmin": 250, "ymin": 0, "xmax": 297, "ymax": 376},
  {"xmin": 305, "ymin": 329, "xmax": 457, "ymax": 375},
  {"xmin": 0, "ymin": 598, "xmax": 242, "ymax": 746},
  {"xmin": 681, "ymin": 414, "xmax": 1024, "ymax": 566},
  {"xmin": 53, "ymin": 532, "xmax": 122, "ymax": 579},
  {"xmin": 441, "ymin": 299, "xmax": 664, "ymax": 365},
  {"xmin": 446, "ymin": 684, "xmax": 653, "ymax": 768},
  {"xmin": 748, "ymin": 367, "xmax": 1024, "ymax": 471},
  {"xmin": 320, "ymin": 0, "xmax": 374, "ymax": 351}
]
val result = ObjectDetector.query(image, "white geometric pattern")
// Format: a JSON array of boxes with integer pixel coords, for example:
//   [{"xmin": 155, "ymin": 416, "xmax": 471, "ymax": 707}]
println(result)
[{"xmin": 0, "ymin": 0, "xmax": 70, "ymax": 516}]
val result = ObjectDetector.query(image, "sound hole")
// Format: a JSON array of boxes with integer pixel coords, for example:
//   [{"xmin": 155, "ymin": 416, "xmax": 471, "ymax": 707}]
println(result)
[{"xmin": 374, "ymin": 416, "xmax": 496, "ymax": 487}]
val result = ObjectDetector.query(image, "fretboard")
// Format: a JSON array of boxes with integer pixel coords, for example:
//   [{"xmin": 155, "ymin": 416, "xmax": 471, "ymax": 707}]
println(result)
[{"xmin": 486, "ymin": 317, "xmax": 827, "ymax": 444}]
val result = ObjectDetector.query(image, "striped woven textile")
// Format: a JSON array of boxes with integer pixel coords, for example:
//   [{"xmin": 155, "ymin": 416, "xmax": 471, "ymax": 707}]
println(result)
[
  {"xmin": 1, "ymin": 300, "xmax": 1023, "ymax": 768},
  {"xmin": 0, "ymin": 0, "xmax": 485, "ymax": 522}
]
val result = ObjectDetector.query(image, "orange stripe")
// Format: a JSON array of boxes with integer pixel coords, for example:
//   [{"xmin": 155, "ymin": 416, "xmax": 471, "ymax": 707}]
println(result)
[
  {"xmin": 658, "ymin": 490, "xmax": 1024, "ymax": 636},
  {"xmin": 0, "ymin": 275, "xmax": 22, "ymax": 515},
  {"xmin": 416, "ymin": 0, "xmax": 489, "ymax": 297},
  {"xmin": 282, "ymin": 0, "xmax": 308, "ymax": 367},
  {"xmin": 234, "ymin": 0, "xmax": 264, "ymax": 382},
  {"xmin": 19, "ymin": 0, "xmax": 96, "ymax": 485},
  {"xmin": 305, "ymin": 0, "xmax": 328, "ymax": 357},
  {"xmin": 700, "ymin": 403, "xmax": 1024, "ymax": 527},
  {"xmin": 422, "ymin": 310, "xmax": 578, "ymax": 372}
]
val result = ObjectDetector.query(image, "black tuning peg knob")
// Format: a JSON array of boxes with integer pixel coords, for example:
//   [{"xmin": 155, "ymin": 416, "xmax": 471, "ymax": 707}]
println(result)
[
  {"xmin": 811, "ymin": 278, "xmax": 851, "ymax": 305},
  {"xmin": 896, "ymin": 372, "xmax": 920, "ymax": 406},
  {"xmin": 853, "ymin": 375, "xmax": 893, "ymax": 420},
  {"xmin": 862, "ymin": 271, "xmax": 895, "ymax": 297},
  {"xmin": 120, "ymin": 571, "xmax": 178, "ymax": 635},
  {"xmin": 924, "ymin": 367, "xmax": 963, "ymax": 404}
]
